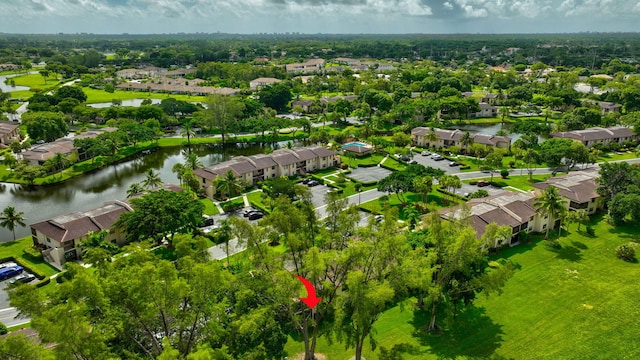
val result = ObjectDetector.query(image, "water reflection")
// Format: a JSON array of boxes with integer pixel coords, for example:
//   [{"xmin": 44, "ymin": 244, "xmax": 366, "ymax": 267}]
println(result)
[{"xmin": 0, "ymin": 141, "xmax": 300, "ymax": 241}]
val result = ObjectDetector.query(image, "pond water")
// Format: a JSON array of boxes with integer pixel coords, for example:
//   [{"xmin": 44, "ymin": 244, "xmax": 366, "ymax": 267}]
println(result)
[
  {"xmin": 0, "ymin": 74, "xmax": 30, "ymax": 93},
  {"xmin": 0, "ymin": 142, "xmax": 299, "ymax": 241},
  {"xmin": 449, "ymin": 123, "xmax": 546, "ymax": 143},
  {"xmin": 87, "ymin": 99, "xmax": 164, "ymax": 108}
]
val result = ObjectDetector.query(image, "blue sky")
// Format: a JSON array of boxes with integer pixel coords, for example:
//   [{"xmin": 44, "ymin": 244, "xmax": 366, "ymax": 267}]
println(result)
[{"xmin": 0, "ymin": 0, "xmax": 639, "ymax": 34}]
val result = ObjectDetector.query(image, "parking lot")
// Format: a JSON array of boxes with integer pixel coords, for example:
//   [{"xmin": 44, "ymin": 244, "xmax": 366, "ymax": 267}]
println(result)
[
  {"xmin": 409, "ymin": 151, "xmax": 459, "ymax": 173},
  {"xmin": 0, "ymin": 262, "xmax": 36, "ymax": 327},
  {"xmin": 348, "ymin": 167, "xmax": 392, "ymax": 183}
]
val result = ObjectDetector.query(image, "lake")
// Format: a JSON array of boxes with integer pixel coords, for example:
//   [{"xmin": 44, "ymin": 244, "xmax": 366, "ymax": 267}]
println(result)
[
  {"xmin": 0, "ymin": 74, "xmax": 30, "ymax": 93},
  {"xmin": 0, "ymin": 142, "xmax": 297, "ymax": 241}
]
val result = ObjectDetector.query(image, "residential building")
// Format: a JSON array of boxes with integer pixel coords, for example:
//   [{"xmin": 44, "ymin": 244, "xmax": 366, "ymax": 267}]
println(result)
[
  {"xmin": 116, "ymin": 80, "xmax": 238, "ymax": 96},
  {"xmin": 532, "ymin": 169, "xmax": 603, "ymax": 215},
  {"xmin": 285, "ymin": 59, "xmax": 325, "ymax": 73},
  {"xmin": 470, "ymin": 103, "xmax": 498, "ymax": 118},
  {"xmin": 441, "ymin": 191, "xmax": 545, "ymax": 247},
  {"xmin": 0, "ymin": 120, "xmax": 20, "ymax": 145},
  {"xmin": 462, "ymin": 92, "xmax": 500, "ymax": 105},
  {"xmin": 22, "ymin": 127, "xmax": 118, "ymax": 165},
  {"xmin": 411, "ymin": 127, "xmax": 511, "ymax": 149},
  {"xmin": 583, "ymin": 100, "xmax": 622, "ymax": 115},
  {"xmin": 30, "ymin": 201, "xmax": 133, "ymax": 270},
  {"xmin": 193, "ymin": 146, "xmax": 338, "ymax": 198},
  {"xmin": 116, "ymin": 66, "xmax": 166, "ymax": 79},
  {"xmin": 441, "ymin": 169, "xmax": 603, "ymax": 247},
  {"xmin": 551, "ymin": 126, "xmax": 635, "ymax": 148},
  {"xmin": 249, "ymin": 77, "xmax": 282, "ymax": 90},
  {"xmin": 333, "ymin": 57, "xmax": 360, "ymax": 65}
]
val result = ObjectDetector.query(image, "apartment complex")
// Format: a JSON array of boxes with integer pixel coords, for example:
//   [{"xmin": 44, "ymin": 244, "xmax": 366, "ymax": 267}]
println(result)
[
  {"xmin": 193, "ymin": 146, "xmax": 337, "ymax": 198},
  {"xmin": 411, "ymin": 127, "xmax": 511, "ymax": 149}
]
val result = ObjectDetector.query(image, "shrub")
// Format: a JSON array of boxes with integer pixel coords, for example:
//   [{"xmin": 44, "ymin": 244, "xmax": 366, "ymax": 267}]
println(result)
[
  {"xmin": 23, "ymin": 247, "xmax": 44, "ymax": 262},
  {"xmin": 0, "ymin": 322, "xmax": 7, "ymax": 335},
  {"xmin": 616, "ymin": 244, "xmax": 636, "ymax": 262},
  {"xmin": 509, "ymin": 160, "xmax": 516, "ymax": 168},
  {"xmin": 500, "ymin": 169, "xmax": 510, "ymax": 178},
  {"xmin": 586, "ymin": 226, "xmax": 596, "ymax": 236}
]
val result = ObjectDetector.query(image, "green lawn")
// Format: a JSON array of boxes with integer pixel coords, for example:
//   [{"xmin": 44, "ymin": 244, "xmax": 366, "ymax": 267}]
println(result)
[
  {"xmin": 284, "ymin": 215, "xmax": 640, "ymax": 359},
  {"xmin": 467, "ymin": 174, "xmax": 553, "ymax": 191},
  {"xmin": 9, "ymin": 73, "xmax": 61, "ymax": 90},
  {"xmin": 82, "ymin": 87, "xmax": 208, "ymax": 104},
  {"xmin": 341, "ymin": 153, "xmax": 385, "ymax": 168},
  {"xmin": 381, "ymin": 157, "xmax": 406, "ymax": 171},
  {"xmin": 359, "ymin": 191, "xmax": 453, "ymax": 219},
  {"xmin": 199, "ymin": 198, "xmax": 220, "ymax": 216},
  {"xmin": 247, "ymin": 191, "xmax": 272, "ymax": 213},
  {"xmin": 0, "ymin": 236, "xmax": 60, "ymax": 277}
]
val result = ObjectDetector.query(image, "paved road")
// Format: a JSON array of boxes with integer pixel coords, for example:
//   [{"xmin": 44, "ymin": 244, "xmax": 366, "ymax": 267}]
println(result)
[{"xmin": 0, "ymin": 307, "xmax": 28, "ymax": 327}]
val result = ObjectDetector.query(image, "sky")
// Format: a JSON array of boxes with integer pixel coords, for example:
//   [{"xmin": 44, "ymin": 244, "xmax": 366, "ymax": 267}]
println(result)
[{"xmin": 0, "ymin": 0, "xmax": 639, "ymax": 34}]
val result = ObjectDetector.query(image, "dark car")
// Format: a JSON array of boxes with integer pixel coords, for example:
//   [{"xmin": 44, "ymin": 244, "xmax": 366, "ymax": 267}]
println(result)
[
  {"xmin": 242, "ymin": 208, "xmax": 258, "ymax": 217},
  {"xmin": 9, "ymin": 273, "xmax": 36, "ymax": 285},
  {"xmin": 248, "ymin": 212, "xmax": 264, "ymax": 220},
  {"xmin": 477, "ymin": 180, "xmax": 491, "ymax": 187},
  {"xmin": 409, "ymin": 160, "xmax": 418, "ymax": 165},
  {"xmin": 301, "ymin": 178, "xmax": 312, "ymax": 185},
  {"xmin": 201, "ymin": 217, "xmax": 215, "ymax": 227},
  {"xmin": 449, "ymin": 162, "xmax": 460, "ymax": 167},
  {"xmin": 0, "ymin": 266, "xmax": 23, "ymax": 280},
  {"xmin": 307, "ymin": 180, "xmax": 320, "ymax": 187}
]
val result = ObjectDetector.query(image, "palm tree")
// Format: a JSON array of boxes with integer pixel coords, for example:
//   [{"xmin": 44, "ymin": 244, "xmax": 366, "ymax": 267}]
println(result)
[
  {"xmin": 172, "ymin": 163, "xmax": 186, "ymax": 185},
  {"xmin": 180, "ymin": 120, "xmax": 197, "ymax": 145},
  {"xmin": 543, "ymin": 108, "xmax": 552, "ymax": 126},
  {"xmin": 142, "ymin": 169, "xmax": 163, "ymax": 190},
  {"xmin": 79, "ymin": 231, "xmax": 119, "ymax": 275},
  {"xmin": 0, "ymin": 206, "xmax": 26, "ymax": 240},
  {"xmin": 215, "ymin": 170, "xmax": 242, "ymax": 199},
  {"xmin": 499, "ymin": 106, "xmax": 510, "ymax": 126},
  {"xmin": 185, "ymin": 153, "xmax": 203, "ymax": 170},
  {"xmin": 534, "ymin": 186, "xmax": 567, "ymax": 239},
  {"xmin": 565, "ymin": 209, "xmax": 590, "ymax": 232},
  {"xmin": 126, "ymin": 182, "xmax": 145, "ymax": 198},
  {"xmin": 460, "ymin": 131, "xmax": 474, "ymax": 154},
  {"xmin": 426, "ymin": 127, "xmax": 438, "ymax": 149}
]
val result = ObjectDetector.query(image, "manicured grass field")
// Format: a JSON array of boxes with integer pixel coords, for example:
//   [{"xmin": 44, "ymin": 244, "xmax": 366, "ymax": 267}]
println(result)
[
  {"xmin": 468, "ymin": 174, "xmax": 553, "ymax": 191},
  {"xmin": 340, "ymin": 153, "xmax": 385, "ymax": 168},
  {"xmin": 381, "ymin": 156, "xmax": 406, "ymax": 171},
  {"xmin": 0, "ymin": 236, "xmax": 59, "ymax": 277},
  {"xmin": 284, "ymin": 216, "xmax": 640, "ymax": 359},
  {"xmin": 82, "ymin": 87, "xmax": 207, "ymax": 104},
  {"xmin": 199, "ymin": 198, "xmax": 220, "ymax": 216},
  {"xmin": 10, "ymin": 73, "xmax": 60, "ymax": 90}
]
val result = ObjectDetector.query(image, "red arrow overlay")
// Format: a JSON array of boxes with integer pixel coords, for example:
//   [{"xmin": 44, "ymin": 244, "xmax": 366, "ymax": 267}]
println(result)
[{"xmin": 295, "ymin": 275, "xmax": 322, "ymax": 309}]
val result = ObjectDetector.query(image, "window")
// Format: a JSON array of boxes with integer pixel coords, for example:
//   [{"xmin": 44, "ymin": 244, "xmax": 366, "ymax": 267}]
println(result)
[
  {"xmin": 543, "ymin": 224, "xmax": 547, "ymax": 229},
  {"xmin": 272, "ymin": 166, "xmax": 275, "ymax": 170},
  {"xmin": 544, "ymin": 215, "xmax": 548, "ymax": 219}
]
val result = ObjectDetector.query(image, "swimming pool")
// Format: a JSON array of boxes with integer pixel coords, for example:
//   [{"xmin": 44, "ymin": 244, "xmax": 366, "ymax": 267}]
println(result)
[{"xmin": 341, "ymin": 141, "xmax": 369, "ymax": 149}]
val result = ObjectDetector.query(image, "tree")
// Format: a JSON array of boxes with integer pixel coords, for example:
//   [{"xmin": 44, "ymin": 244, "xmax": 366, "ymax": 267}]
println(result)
[
  {"xmin": 534, "ymin": 186, "xmax": 567, "ymax": 239},
  {"xmin": 180, "ymin": 120, "xmax": 197, "ymax": 145},
  {"xmin": 0, "ymin": 206, "xmax": 26, "ymax": 241},
  {"xmin": 419, "ymin": 213, "xmax": 514, "ymax": 331},
  {"xmin": 54, "ymin": 86, "xmax": 87, "ymax": 103},
  {"xmin": 14, "ymin": 165, "xmax": 44, "ymax": 186},
  {"xmin": 523, "ymin": 149, "xmax": 542, "ymax": 181},
  {"xmin": 596, "ymin": 162, "xmax": 640, "ymax": 205},
  {"xmin": 142, "ymin": 169, "xmax": 163, "ymax": 190},
  {"xmin": 202, "ymin": 94, "xmax": 244, "ymax": 145},
  {"xmin": 215, "ymin": 170, "xmax": 243, "ymax": 199},
  {"xmin": 412, "ymin": 175, "xmax": 433, "ymax": 204},
  {"xmin": 21, "ymin": 111, "xmax": 69, "ymax": 142},
  {"xmin": 484, "ymin": 152, "xmax": 503, "ymax": 182},
  {"xmin": 460, "ymin": 131, "xmax": 474, "ymax": 153},
  {"xmin": 185, "ymin": 153, "xmax": 203, "ymax": 170},
  {"xmin": 78, "ymin": 230, "xmax": 119, "ymax": 275},
  {"xmin": 565, "ymin": 209, "xmax": 589, "ymax": 232},
  {"xmin": 115, "ymin": 189, "xmax": 204, "ymax": 243},
  {"xmin": 499, "ymin": 106, "xmax": 510, "ymax": 125},
  {"xmin": 126, "ymin": 182, "xmax": 145, "ymax": 198},
  {"xmin": 257, "ymin": 82, "xmax": 292, "ymax": 113}
]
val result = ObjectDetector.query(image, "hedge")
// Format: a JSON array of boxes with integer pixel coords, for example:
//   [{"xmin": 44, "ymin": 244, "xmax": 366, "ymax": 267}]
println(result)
[
  {"xmin": 436, "ymin": 187, "xmax": 468, "ymax": 201},
  {"xmin": 0, "ymin": 256, "xmax": 47, "ymax": 280},
  {"xmin": 23, "ymin": 247, "xmax": 43, "ymax": 262}
]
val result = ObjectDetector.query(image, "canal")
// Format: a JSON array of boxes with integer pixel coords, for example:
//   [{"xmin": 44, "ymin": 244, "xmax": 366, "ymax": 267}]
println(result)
[{"xmin": 0, "ymin": 142, "xmax": 294, "ymax": 241}]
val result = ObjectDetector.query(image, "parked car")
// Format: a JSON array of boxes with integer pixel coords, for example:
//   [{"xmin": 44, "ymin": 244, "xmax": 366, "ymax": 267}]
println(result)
[
  {"xmin": 201, "ymin": 217, "xmax": 215, "ymax": 227},
  {"xmin": 242, "ymin": 208, "xmax": 258, "ymax": 217},
  {"xmin": 421, "ymin": 151, "xmax": 431, "ymax": 156},
  {"xmin": 301, "ymin": 178, "xmax": 312, "ymax": 185},
  {"xmin": 0, "ymin": 262, "xmax": 18, "ymax": 269},
  {"xmin": 477, "ymin": 180, "xmax": 491, "ymax": 187},
  {"xmin": 432, "ymin": 155, "xmax": 445, "ymax": 161},
  {"xmin": 393, "ymin": 154, "xmax": 402, "ymax": 159},
  {"xmin": 409, "ymin": 160, "xmax": 418, "ymax": 165},
  {"xmin": 449, "ymin": 162, "xmax": 460, "ymax": 167},
  {"xmin": 9, "ymin": 273, "xmax": 36, "ymax": 285},
  {"xmin": 307, "ymin": 180, "xmax": 320, "ymax": 187},
  {"xmin": 248, "ymin": 212, "xmax": 264, "ymax": 220},
  {"xmin": 0, "ymin": 266, "xmax": 23, "ymax": 280}
]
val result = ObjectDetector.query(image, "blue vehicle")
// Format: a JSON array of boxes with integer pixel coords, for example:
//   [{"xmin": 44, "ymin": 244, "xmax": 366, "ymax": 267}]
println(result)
[{"xmin": 0, "ymin": 266, "xmax": 24, "ymax": 280}]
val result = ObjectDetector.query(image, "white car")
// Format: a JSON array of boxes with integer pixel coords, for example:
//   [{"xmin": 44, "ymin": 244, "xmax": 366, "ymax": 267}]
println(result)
[{"xmin": 0, "ymin": 262, "xmax": 18, "ymax": 269}]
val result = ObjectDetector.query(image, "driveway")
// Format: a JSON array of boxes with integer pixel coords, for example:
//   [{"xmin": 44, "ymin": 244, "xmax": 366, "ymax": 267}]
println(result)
[{"xmin": 348, "ymin": 167, "xmax": 391, "ymax": 183}]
